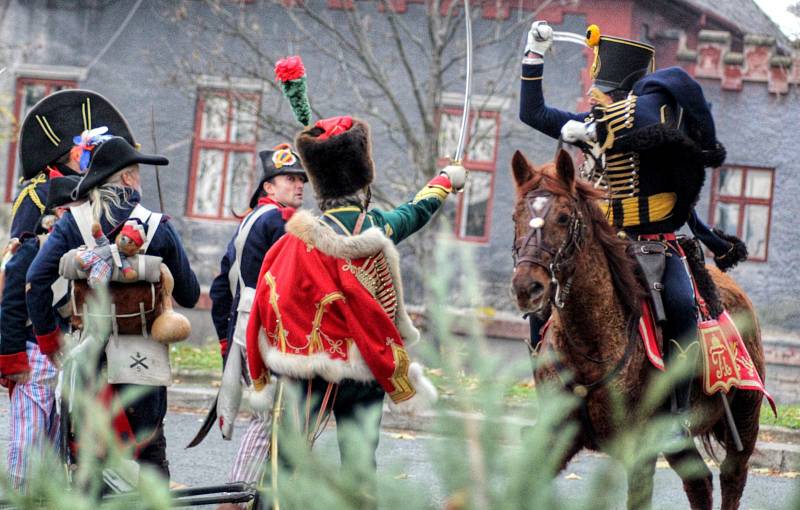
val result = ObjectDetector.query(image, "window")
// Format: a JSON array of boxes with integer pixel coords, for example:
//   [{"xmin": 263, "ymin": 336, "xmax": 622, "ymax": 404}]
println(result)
[
  {"xmin": 5, "ymin": 77, "xmax": 77, "ymax": 202},
  {"xmin": 709, "ymin": 166, "xmax": 774, "ymax": 261},
  {"xmin": 437, "ymin": 108, "xmax": 500, "ymax": 243},
  {"xmin": 186, "ymin": 89, "xmax": 261, "ymax": 219}
]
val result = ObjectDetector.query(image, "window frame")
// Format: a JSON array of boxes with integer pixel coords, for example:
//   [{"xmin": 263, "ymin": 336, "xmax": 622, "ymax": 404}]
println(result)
[
  {"xmin": 185, "ymin": 88, "xmax": 262, "ymax": 221},
  {"xmin": 709, "ymin": 165, "xmax": 775, "ymax": 262},
  {"xmin": 4, "ymin": 76, "xmax": 78, "ymax": 203},
  {"xmin": 437, "ymin": 107, "xmax": 501, "ymax": 244}
]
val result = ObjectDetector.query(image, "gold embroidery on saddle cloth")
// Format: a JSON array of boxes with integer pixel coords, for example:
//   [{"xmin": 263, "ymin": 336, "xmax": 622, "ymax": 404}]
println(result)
[
  {"xmin": 306, "ymin": 291, "xmax": 345, "ymax": 354},
  {"xmin": 264, "ymin": 271, "xmax": 290, "ymax": 352},
  {"xmin": 342, "ymin": 252, "xmax": 397, "ymax": 320},
  {"xmin": 388, "ymin": 343, "xmax": 416, "ymax": 402},
  {"xmin": 699, "ymin": 324, "xmax": 739, "ymax": 394}
]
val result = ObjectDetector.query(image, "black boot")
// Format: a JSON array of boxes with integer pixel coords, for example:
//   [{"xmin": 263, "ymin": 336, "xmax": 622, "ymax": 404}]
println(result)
[{"xmin": 664, "ymin": 379, "xmax": 693, "ymax": 453}]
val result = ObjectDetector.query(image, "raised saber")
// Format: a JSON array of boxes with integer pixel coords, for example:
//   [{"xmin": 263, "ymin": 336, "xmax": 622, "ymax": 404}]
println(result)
[
  {"xmin": 452, "ymin": 0, "xmax": 473, "ymax": 164},
  {"xmin": 552, "ymin": 31, "xmax": 587, "ymax": 46}
]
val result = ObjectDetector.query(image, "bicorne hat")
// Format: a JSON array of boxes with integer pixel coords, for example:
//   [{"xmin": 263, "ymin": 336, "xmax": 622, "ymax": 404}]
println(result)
[
  {"xmin": 45, "ymin": 174, "xmax": 82, "ymax": 211},
  {"xmin": 587, "ymin": 26, "xmax": 655, "ymax": 93},
  {"xmin": 73, "ymin": 136, "xmax": 168, "ymax": 198},
  {"xmin": 294, "ymin": 116, "xmax": 374, "ymax": 201},
  {"xmin": 249, "ymin": 144, "xmax": 307, "ymax": 208},
  {"xmin": 18, "ymin": 89, "xmax": 135, "ymax": 180}
]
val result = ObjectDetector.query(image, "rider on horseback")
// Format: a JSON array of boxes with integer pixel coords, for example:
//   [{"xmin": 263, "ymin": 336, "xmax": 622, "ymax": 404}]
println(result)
[{"xmin": 518, "ymin": 21, "xmax": 747, "ymax": 435}]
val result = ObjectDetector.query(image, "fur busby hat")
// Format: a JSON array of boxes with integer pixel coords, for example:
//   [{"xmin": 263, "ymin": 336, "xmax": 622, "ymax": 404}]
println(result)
[
  {"xmin": 586, "ymin": 25, "xmax": 654, "ymax": 93},
  {"xmin": 249, "ymin": 144, "xmax": 307, "ymax": 208},
  {"xmin": 73, "ymin": 136, "xmax": 168, "ymax": 198},
  {"xmin": 19, "ymin": 89, "xmax": 135, "ymax": 180},
  {"xmin": 294, "ymin": 116, "xmax": 374, "ymax": 201}
]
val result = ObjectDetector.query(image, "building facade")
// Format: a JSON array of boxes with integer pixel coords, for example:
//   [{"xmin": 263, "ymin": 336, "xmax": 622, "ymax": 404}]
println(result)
[{"xmin": 0, "ymin": 0, "xmax": 797, "ymax": 340}]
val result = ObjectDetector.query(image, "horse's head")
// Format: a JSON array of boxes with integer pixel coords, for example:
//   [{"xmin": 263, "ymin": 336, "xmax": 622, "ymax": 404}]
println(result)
[{"xmin": 510, "ymin": 149, "xmax": 586, "ymax": 315}]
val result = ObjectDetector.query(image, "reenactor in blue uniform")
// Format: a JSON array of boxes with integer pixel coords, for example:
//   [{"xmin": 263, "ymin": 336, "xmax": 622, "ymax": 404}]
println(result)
[
  {"xmin": 2, "ymin": 90, "xmax": 135, "ymax": 301},
  {"xmin": 26, "ymin": 136, "xmax": 200, "ymax": 478},
  {"xmin": 5, "ymin": 90, "xmax": 135, "ymax": 242},
  {"xmin": 518, "ymin": 22, "xmax": 746, "ymax": 432},
  {"xmin": 209, "ymin": 143, "xmax": 307, "ymax": 490},
  {"xmin": 0, "ymin": 174, "xmax": 80, "ymax": 491}
]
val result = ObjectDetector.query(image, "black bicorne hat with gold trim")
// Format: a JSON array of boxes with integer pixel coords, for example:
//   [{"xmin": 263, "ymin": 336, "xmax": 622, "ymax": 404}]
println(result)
[
  {"xmin": 18, "ymin": 89, "xmax": 135, "ymax": 180},
  {"xmin": 587, "ymin": 25, "xmax": 655, "ymax": 93}
]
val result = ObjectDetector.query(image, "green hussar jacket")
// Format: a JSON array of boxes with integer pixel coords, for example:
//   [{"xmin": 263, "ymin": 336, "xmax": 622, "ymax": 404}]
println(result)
[{"xmin": 319, "ymin": 174, "xmax": 454, "ymax": 242}]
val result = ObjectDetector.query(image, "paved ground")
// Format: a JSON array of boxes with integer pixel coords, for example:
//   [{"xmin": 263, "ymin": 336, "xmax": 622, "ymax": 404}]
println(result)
[
  {"xmin": 0, "ymin": 398, "xmax": 798, "ymax": 509},
  {"xmin": 172, "ymin": 410, "xmax": 800, "ymax": 509}
]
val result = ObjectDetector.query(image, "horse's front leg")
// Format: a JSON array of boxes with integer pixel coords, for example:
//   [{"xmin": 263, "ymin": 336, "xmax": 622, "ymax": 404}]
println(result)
[
  {"xmin": 626, "ymin": 455, "xmax": 657, "ymax": 510},
  {"xmin": 663, "ymin": 446, "xmax": 713, "ymax": 510}
]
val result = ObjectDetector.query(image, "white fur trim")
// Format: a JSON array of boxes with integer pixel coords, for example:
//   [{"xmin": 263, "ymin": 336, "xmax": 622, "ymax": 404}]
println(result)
[
  {"xmin": 388, "ymin": 362, "xmax": 438, "ymax": 414},
  {"xmin": 249, "ymin": 379, "xmax": 277, "ymax": 414},
  {"xmin": 258, "ymin": 329, "xmax": 375, "ymax": 383},
  {"xmin": 286, "ymin": 210, "xmax": 420, "ymax": 345}
]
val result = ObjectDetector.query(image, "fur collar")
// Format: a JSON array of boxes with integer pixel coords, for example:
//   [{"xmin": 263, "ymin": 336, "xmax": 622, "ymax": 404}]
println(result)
[{"xmin": 286, "ymin": 209, "xmax": 387, "ymax": 259}]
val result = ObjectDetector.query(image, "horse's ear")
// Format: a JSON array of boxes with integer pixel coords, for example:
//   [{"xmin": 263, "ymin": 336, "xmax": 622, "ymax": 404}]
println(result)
[
  {"xmin": 512, "ymin": 150, "xmax": 534, "ymax": 188},
  {"xmin": 555, "ymin": 149, "xmax": 576, "ymax": 191}
]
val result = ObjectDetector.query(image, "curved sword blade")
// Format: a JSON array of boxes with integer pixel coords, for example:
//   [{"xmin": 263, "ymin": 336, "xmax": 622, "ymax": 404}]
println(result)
[{"xmin": 453, "ymin": 0, "xmax": 473, "ymax": 164}]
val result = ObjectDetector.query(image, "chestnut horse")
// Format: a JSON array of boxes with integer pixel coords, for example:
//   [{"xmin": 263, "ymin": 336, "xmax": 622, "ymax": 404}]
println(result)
[{"xmin": 510, "ymin": 149, "xmax": 765, "ymax": 510}]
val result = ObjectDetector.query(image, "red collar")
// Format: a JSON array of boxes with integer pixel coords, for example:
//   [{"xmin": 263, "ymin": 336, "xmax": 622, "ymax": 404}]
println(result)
[{"xmin": 258, "ymin": 196, "xmax": 296, "ymax": 221}]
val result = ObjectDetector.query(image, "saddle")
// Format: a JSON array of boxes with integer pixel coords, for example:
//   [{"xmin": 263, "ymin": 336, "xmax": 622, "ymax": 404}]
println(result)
[{"xmin": 626, "ymin": 236, "xmax": 773, "ymax": 409}]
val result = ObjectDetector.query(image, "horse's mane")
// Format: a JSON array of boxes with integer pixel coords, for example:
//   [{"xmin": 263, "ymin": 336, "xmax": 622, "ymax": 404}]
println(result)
[{"xmin": 518, "ymin": 168, "xmax": 645, "ymax": 318}]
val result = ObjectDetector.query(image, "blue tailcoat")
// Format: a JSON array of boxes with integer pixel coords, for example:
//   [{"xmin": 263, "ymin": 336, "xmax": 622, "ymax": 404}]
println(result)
[{"xmin": 209, "ymin": 206, "xmax": 286, "ymax": 347}]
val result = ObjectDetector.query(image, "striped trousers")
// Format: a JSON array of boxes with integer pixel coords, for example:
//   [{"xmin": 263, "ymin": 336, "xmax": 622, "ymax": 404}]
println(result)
[
  {"xmin": 7, "ymin": 342, "xmax": 60, "ymax": 491},
  {"xmin": 227, "ymin": 413, "xmax": 271, "ymax": 487}
]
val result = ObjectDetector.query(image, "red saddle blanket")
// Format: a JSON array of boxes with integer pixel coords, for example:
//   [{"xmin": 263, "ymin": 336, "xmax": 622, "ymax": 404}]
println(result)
[
  {"xmin": 542, "ymin": 301, "xmax": 777, "ymax": 415},
  {"xmin": 638, "ymin": 302, "xmax": 776, "ymax": 415}
]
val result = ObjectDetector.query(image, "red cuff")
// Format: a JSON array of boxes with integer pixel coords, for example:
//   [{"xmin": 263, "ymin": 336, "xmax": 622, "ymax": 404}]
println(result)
[
  {"xmin": 220, "ymin": 338, "xmax": 228, "ymax": 357},
  {"xmin": 0, "ymin": 352, "xmax": 30, "ymax": 375},
  {"xmin": 35, "ymin": 327, "xmax": 62, "ymax": 355},
  {"xmin": 429, "ymin": 174, "xmax": 453, "ymax": 190}
]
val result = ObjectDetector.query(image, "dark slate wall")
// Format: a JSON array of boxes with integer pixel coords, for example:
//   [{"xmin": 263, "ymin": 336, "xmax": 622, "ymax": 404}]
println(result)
[{"xmin": 696, "ymin": 81, "xmax": 800, "ymax": 329}]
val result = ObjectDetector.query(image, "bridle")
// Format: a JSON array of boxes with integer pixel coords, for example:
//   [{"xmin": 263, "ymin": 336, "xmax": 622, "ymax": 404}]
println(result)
[{"xmin": 512, "ymin": 190, "xmax": 586, "ymax": 309}]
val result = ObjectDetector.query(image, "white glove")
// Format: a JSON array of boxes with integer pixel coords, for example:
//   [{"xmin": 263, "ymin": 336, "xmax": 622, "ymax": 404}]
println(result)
[
  {"xmin": 440, "ymin": 164, "xmax": 467, "ymax": 192},
  {"xmin": 561, "ymin": 120, "xmax": 596, "ymax": 144},
  {"xmin": 525, "ymin": 21, "xmax": 553, "ymax": 56}
]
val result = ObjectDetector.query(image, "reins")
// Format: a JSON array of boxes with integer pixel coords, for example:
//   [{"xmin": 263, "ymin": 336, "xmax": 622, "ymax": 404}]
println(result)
[{"xmin": 514, "ymin": 189, "xmax": 641, "ymax": 389}]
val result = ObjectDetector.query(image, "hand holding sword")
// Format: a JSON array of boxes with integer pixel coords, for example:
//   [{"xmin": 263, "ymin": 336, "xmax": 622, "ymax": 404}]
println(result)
[{"xmin": 525, "ymin": 20, "xmax": 591, "ymax": 59}]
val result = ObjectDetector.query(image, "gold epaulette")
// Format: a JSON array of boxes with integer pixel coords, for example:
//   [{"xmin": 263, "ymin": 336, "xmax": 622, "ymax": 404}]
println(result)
[{"xmin": 10, "ymin": 173, "xmax": 47, "ymax": 218}]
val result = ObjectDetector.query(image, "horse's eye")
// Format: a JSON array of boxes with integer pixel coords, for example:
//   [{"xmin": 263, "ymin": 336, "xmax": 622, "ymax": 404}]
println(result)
[{"xmin": 557, "ymin": 213, "xmax": 570, "ymax": 224}]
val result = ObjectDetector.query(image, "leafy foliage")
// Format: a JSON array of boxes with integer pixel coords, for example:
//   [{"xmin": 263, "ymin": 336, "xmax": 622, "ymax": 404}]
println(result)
[{"xmin": 4, "ymin": 226, "xmax": 799, "ymax": 509}]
